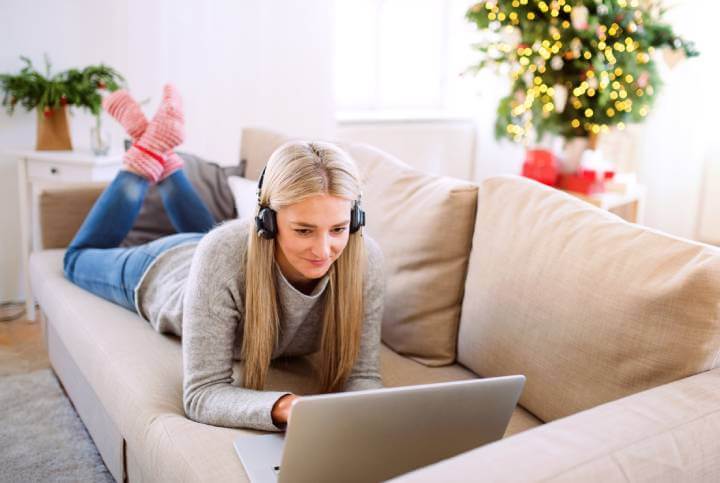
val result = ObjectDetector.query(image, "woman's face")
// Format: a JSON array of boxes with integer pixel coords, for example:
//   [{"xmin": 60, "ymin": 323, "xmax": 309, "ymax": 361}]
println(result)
[{"xmin": 274, "ymin": 194, "xmax": 352, "ymax": 287}]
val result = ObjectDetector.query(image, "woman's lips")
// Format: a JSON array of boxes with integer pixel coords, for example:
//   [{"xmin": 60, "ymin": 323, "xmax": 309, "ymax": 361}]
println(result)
[{"xmin": 306, "ymin": 258, "xmax": 329, "ymax": 267}]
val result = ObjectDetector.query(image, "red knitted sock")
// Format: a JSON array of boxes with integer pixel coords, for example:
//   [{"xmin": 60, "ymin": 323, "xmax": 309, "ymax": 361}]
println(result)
[
  {"xmin": 102, "ymin": 90, "xmax": 148, "ymax": 141},
  {"xmin": 123, "ymin": 84, "xmax": 184, "ymax": 183},
  {"xmin": 159, "ymin": 152, "xmax": 184, "ymax": 181}
]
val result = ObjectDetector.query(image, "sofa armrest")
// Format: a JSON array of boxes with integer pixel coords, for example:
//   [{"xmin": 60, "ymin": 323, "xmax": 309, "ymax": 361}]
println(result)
[
  {"xmin": 39, "ymin": 183, "xmax": 106, "ymax": 249},
  {"xmin": 392, "ymin": 368, "xmax": 720, "ymax": 482}
]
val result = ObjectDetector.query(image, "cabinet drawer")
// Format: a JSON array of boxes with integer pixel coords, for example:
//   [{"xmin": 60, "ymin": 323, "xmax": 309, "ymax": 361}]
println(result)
[{"xmin": 27, "ymin": 160, "xmax": 120, "ymax": 182}]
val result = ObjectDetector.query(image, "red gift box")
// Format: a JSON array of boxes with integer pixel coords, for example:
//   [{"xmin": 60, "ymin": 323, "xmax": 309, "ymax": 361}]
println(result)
[
  {"xmin": 559, "ymin": 168, "xmax": 615, "ymax": 195},
  {"xmin": 522, "ymin": 149, "xmax": 559, "ymax": 186}
]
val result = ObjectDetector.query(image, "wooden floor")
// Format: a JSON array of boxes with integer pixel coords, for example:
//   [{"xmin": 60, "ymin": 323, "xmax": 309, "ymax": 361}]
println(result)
[{"xmin": 0, "ymin": 313, "xmax": 50, "ymax": 377}]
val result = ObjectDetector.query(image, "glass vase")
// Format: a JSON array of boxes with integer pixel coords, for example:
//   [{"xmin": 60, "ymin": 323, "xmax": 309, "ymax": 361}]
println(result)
[{"xmin": 90, "ymin": 125, "xmax": 111, "ymax": 156}]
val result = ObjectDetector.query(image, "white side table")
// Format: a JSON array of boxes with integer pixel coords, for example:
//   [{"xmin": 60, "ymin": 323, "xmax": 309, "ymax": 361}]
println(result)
[
  {"xmin": 562, "ymin": 183, "xmax": 647, "ymax": 224},
  {"xmin": 9, "ymin": 149, "xmax": 123, "ymax": 321}
]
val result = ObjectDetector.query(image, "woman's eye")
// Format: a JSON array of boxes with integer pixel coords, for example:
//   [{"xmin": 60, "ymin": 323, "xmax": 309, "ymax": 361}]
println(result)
[
  {"xmin": 332, "ymin": 227, "xmax": 347, "ymax": 234},
  {"xmin": 294, "ymin": 229, "xmax": 311, "ymax": 235}
]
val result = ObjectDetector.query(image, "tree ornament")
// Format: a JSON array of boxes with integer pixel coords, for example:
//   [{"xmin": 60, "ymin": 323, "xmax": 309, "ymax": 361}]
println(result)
[
  {"xmin": 571, "ymin": 6, "xmax": 589, "ymax": 30},
  {"xmin": 553, "ymin": 84, "xmax": 568, "ymax": 112},
  {"xmin": 551, "ymin": 55, "xmax": 564, "ymax": 70},
  {"xmin": 523, "ymin": 70, "xmax": 534, "ymax": 86},
  {"xmin": 662, "ymin": 48, "xmax": 686, "ymax": 69},
  {"xmin": 570, "ymin": 37, "xmax": 582, "ymax": 57}
]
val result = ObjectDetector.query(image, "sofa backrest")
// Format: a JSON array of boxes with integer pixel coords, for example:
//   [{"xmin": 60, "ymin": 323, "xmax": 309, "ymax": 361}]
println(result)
[
  {"xmin": 457, "ymin": 175, "xmax": 720, "ymax": 422},
  {"xmin": 238, "ymin": 128, "xmax": 479, "ymax": 366},
  {"xmin": 240, "ymin": 127, "xmax": 299, "ymax": 180}
]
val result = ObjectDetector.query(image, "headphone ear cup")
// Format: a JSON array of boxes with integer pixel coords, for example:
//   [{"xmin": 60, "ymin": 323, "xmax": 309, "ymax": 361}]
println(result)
[
  {"xmin": 350, "ymin": 204, "xmax": 366, "ymax": 233},
  {"xmin": 255, "ymin": 207, "xmax": 278, "ymax": 239}
]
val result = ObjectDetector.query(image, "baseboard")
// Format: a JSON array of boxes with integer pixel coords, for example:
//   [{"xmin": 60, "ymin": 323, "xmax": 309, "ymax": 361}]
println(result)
[{"xmin": 43, "ymin": 310, "xmax": 126, "ymax": 482}]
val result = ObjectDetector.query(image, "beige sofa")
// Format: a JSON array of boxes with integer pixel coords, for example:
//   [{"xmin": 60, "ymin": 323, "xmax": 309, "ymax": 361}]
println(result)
[{"xmin": 30, "ymin": 128, "xmax": 720, "ymax": 482}]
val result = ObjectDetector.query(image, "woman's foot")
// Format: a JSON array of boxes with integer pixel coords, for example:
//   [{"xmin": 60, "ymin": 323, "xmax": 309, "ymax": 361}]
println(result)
[
  {"xmin": 122, "ymin": 84, "xmax": 185, "ymax": 183},
  {"xmin": 153, "ymin": 84, "xmax": 185, "ymax": 180},
  {"xmin": 102, "ymin": 90, "xmax": 148, "ymax": 140}
]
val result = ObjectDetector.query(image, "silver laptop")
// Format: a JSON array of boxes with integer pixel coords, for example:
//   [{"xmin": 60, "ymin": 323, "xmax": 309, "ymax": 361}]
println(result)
[{"xmin": 234, "ymin": 375, "xmax": 525, "ymax": 483}]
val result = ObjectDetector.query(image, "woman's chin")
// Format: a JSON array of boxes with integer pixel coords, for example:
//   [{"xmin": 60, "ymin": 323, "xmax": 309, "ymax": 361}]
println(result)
[{"xmin": 300, "ymin": 263, "xmax": 330, "ymax": 279}]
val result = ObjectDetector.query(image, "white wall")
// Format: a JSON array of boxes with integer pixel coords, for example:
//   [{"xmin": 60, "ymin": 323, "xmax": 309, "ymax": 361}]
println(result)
[{"xmin": 0, "ymin": 0, "xmax": 335, "ymax": 302}]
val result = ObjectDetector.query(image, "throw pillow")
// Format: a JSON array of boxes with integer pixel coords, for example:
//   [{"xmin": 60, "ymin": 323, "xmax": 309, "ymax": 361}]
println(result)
[
  {"xmin": 458, "ymin": 175, "xmax": 720, "ymax": 422},
  {"xmin": 227, "ymin": 175, "xmax": 259, "ymax": 220},
  {"xmin": 344, "ymin": 143, "xmax": 479, "ymax": 366}
]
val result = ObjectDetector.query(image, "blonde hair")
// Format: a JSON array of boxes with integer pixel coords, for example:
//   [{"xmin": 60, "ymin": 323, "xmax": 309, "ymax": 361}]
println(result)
[{"xmin": 242, "ymin": 141, "xmax": 365, "ymax": 393}]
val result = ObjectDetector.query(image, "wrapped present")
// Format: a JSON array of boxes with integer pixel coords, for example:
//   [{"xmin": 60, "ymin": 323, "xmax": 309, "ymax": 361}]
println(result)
[
  {"xmin": 559, "ymin": 167, "xmax": 615, "ymax": 194},
  {"xmin": 522, "ymin": 149, "xmax": 559, "ymax": 186}
]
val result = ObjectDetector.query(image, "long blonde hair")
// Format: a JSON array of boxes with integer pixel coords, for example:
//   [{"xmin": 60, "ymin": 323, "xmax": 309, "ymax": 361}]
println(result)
[{"xmin": 242, "ymin": 141, "xmax": 366, "ymax": 393}]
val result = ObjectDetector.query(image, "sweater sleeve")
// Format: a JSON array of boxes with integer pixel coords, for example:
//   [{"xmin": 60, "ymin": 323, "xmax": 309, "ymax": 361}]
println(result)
[
  {"xmin": 181, "ymin": 223, "xmax": 289, "ymax": 432},
  {"xmin": 344, "ymin": 236, "xmax": 385, "ymax": 392}
]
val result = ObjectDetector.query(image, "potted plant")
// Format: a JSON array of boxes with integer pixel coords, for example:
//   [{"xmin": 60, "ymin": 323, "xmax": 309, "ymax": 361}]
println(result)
[
  {"xmin": 0, "ymin": 55, "xmax": 125, "ymax": 151},
  {"xmin": 466, "ymin": 0, "xmax": 697, "ymax": 178}
]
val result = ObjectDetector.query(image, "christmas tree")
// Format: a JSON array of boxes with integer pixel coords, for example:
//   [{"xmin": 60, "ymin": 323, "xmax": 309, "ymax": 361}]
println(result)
[{"xmin": 466, "ymin": 0, "xmax": 697, "ymax": 145}]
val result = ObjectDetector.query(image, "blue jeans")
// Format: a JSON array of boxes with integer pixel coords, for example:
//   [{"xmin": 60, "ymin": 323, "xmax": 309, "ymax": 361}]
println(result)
[{"xmin": 63, "ymin": 170, "xmax": 215, "ymax": 311}]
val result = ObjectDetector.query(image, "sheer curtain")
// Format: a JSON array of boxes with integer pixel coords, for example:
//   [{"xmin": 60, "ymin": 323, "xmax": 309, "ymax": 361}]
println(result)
[{"xmin": 629, "ymin": 0, "xmax": 720, "ymax": 240}]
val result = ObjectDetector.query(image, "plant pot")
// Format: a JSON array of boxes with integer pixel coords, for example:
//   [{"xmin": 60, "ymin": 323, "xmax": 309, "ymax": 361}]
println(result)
[{"xmin": 36, "ymin": 106, "xmax": 72, "ymax": 151}]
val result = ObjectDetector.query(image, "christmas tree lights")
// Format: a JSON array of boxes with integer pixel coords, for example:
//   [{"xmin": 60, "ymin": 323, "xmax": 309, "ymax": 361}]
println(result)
[{"xmin": 466, "ymin": 0, "xmax": 697, "ymax": 144}]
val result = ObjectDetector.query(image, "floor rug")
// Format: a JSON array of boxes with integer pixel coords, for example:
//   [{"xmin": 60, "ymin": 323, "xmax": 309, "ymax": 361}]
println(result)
[{"xmin": 0, "ymin": 369, "xmax": 113, "ymax": 482}]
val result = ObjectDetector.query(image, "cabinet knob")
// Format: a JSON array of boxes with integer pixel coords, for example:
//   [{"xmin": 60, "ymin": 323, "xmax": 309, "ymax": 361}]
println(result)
[{"xmin": 50, "ymin": 167, "xmax": 58, "ymax": 175}]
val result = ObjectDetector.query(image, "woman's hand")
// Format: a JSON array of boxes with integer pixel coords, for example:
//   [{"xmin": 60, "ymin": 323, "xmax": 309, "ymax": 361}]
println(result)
[{"xmin": 271, "ymin": 393, "xmax": 300, "ymax": 428}]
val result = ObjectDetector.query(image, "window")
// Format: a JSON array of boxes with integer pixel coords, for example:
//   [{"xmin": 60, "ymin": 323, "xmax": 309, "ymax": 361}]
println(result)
[{"xmin": 334, "ymin": 0, "xmax": 478, "ymax": 114}]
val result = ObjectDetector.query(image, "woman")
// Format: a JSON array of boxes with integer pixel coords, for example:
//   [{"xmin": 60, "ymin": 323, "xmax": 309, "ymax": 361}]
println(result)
[{"xmin": 64, "ymin": 85, "xmax": 385, "ymax": 431}]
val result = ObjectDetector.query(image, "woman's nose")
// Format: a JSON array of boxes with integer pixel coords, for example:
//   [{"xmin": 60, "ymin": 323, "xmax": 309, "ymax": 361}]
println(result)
[{"xmin": 312, "ymin": 234, "xmax": 331, "ymax": 258}]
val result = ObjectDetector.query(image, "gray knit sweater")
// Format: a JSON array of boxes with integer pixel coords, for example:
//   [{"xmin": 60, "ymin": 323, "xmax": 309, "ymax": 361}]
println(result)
[{"xmin": 134, "ymin": 219, "xmax": 385, "ymax": 431}]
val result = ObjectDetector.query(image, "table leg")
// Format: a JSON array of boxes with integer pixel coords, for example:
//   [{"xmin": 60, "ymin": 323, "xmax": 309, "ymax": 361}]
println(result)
[{"xmin": 17, "ymin": 158, "xmax": 35, "ymax": 321}]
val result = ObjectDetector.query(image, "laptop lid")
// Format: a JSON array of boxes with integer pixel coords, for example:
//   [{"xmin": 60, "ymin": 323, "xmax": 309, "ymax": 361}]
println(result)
[{"xmin": 277, "ymin": 375, "xmax": 525, "ymax": 483}]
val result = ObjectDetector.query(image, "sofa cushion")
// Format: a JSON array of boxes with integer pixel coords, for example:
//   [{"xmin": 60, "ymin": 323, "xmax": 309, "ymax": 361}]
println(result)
[
  {"xmin": 30, "ymin": 250, "xmax": 318, "ymax": 482},
  {"xmin": 346, "ymin": 143, "xmax": 478, "ymax": 366},
  {"xmin": 31, "ymin": 249, "xmax": 537, "ymax": 482},
  {"xmin": 380, "ymin": 345, "xmax": 541, "ymax": 437},
  {"xmin": 40, "ymin": 183, "xmax": 107, "ymax": 249},
  {"xmin": 457, "ymin": 175, "xmax": 720, "ymax": 423},
  {"xmin": 392, "ymin": 368, "xmax": 720, "ymax": 482}
]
